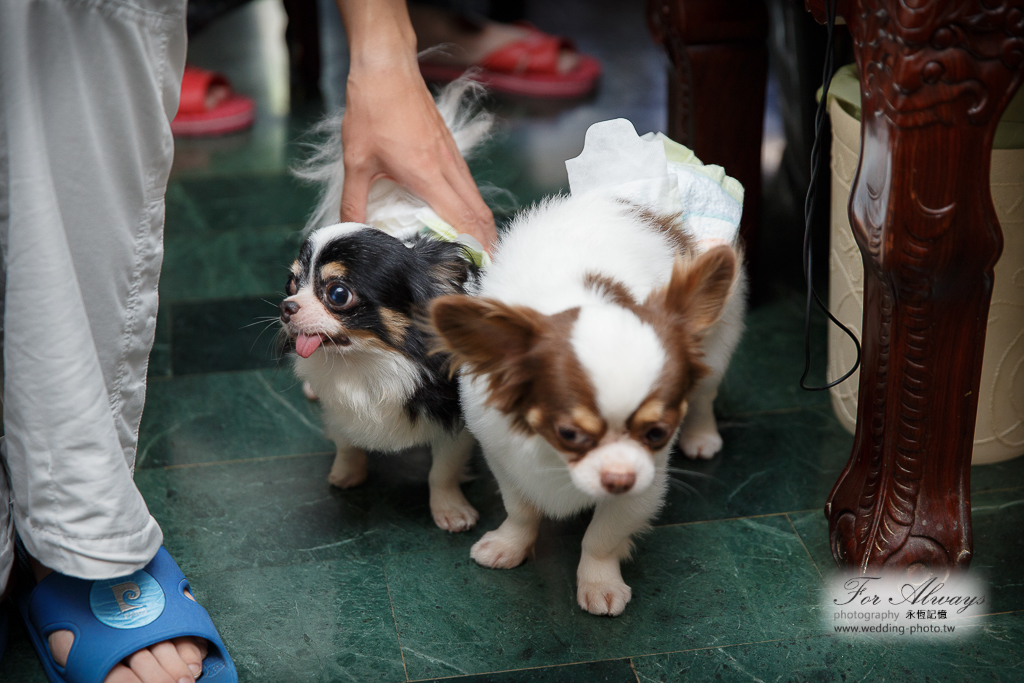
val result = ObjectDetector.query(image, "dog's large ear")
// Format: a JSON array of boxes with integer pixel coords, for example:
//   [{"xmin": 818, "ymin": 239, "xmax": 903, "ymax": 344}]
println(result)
[
  {"xmin": 430, "ymin": 296, "xmax": 543, "ymax": 375},
  {"xmin": 648, "ymin": 245, "xmax": 737, "ymax": 336},
  {"xmin": 412, "ymin": 239, "xmax": 478, "ymax": 296}
]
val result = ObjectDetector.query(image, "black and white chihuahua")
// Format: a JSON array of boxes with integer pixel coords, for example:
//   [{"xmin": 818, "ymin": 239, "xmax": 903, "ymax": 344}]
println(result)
[{"xmin": 279, "ymin": 81, "xmax": 489, "ymax": 532}]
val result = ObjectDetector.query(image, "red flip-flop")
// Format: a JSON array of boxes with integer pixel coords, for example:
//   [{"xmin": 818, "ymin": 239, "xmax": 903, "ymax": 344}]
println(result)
[
  {"xmin": 171, "ymin": 65, "xmax": 256, "ymax": 137},
  {"xmin": 419, "ymin": 24, "xmax": 601, "ymax": 98}
]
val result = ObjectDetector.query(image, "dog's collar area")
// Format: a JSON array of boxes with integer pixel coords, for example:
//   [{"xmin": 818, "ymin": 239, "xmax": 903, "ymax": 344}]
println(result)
[{"xmin": 416, "ymin": 210, "xmax": 491, "ymax": 269}]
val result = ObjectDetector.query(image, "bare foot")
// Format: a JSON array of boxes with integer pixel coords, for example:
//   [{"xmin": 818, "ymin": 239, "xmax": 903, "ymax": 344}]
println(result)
[
  {"xmin": 409, "ymin": 6, "xmax": 580, "ymax": 74},
  {"xmin": 29, "ymin": 557, "xmax": 209, "ymax": 683}
]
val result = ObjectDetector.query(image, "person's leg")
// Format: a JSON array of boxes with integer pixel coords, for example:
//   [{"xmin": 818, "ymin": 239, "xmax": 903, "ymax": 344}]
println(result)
[
  {"xmin": 0, "ymin": 0, "xmax": 180, "ymax": 580},
  {"xmin": 0, "ymin": 56, "xmax": 10, "ymax": 605},
  {"xmin": 1, "ymin": 0, "xmax": 216, "ymax": 679},
  {"xmin": 0, "ymin": 464, "xmax": 13, "ymax": 606}
]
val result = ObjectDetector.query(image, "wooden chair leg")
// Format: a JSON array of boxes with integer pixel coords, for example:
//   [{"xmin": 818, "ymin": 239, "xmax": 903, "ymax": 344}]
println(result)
[
  {"xmin": 805, "ymin": 0, "xmax": 1024, "ymax": 573},
  {"xmin": 648, "ymin": 0, "xmax": 769, "ymax": 267}
]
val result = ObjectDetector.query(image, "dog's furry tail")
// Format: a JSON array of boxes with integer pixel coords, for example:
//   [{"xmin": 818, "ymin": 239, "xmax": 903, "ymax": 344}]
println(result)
[{"xmin": 293, "ymin": 77, "xmax": 495, "ymax": 236}]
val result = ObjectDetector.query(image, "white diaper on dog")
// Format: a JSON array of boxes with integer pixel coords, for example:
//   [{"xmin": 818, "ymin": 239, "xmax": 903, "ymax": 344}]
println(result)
[{"xmin": 565, "ymin": 119, "xmax": 744, "ymax": 251}]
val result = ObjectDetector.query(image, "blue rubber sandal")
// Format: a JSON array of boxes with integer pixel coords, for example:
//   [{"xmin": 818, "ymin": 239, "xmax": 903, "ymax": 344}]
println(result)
[{"xmin": 14, "ymin": 545, "xmax": 236, "ymax": 683}]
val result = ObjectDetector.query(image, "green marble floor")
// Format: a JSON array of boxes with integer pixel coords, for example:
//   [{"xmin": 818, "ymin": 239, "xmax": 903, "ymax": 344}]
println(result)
[{"xmin": 3, "ymin": 1, "xmax": 1024, "ymax": 681}]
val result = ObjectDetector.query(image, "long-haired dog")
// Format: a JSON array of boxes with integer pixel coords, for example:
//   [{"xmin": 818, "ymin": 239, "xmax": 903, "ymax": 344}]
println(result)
[
  {"xmin": 430, "ymin": 194, "xmax": 746, "ymax": 614},
  {"xmin": 280, "ymin": 81, "xmax": 490, "ymax": 532}
]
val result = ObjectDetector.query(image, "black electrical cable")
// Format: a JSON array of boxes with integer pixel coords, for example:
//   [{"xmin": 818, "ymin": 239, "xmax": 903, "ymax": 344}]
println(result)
[{"xmin": 800, "ymin": 0, "xmax": 861, "ymax": 391}]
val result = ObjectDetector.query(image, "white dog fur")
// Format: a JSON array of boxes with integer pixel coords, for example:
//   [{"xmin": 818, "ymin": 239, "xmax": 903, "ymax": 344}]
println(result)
[{"xmin": 432, "ymin": 194, "xmax": 746, "ymax": 616}]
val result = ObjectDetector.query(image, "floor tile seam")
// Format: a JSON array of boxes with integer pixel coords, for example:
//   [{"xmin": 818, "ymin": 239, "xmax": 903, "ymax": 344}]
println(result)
[
  {"xmin": 401, "ymin": 636, "xmax": 825, "ymax": 682},
  {"xmin": 963, "ymin": 609, "xmax": 1024, "ymax": 620},
  {"xmin": 629, "ymin": 657, "xmax": 642, "ymax": 683},
  {"xmin": 402, "ymin": 655, "xmax": 637, "ymax": 682},
  {"xmin": 172, "ymin": 167, "xmax": 312, "ymax": 182},
  {"xmin": 389, "ymin": 610, "xmax": 1024, "ymax": 683},
  {"xmin": 164, "ymin": 222, "xmax": 306, "ymax": 239},
  {"xmin": 627, "ymin": 633, "xmax": 825, "ymax": 662},
  {"xmin": 381, "ymin": 554, "xmax": 412, "ymax": 682},
  {"xmin": 162, "ymin": 291, "xmax": 291, "ymax": 307},
  {"xmin": 163, "ymin": 364, "xmax": 295, "ymax": 381},
  {"xmin": 165, "ymin": 305, "xmax": 175, "ymax": 375},
  {"xmin": 160, "ymin": 297, "xmax": 286, "ymax": 315},
  {"xmin": 146, "ymin": 363, "xmax": 296, "ymax": 382},
  {"xmin": 973, "ymin": 485, "xmax": 1024, "ymax": 496},
  {"xmin": 371, "ymin": 510, "xmax": 826, "ymax": 562},
  {"xmin": 784, "ymin": 512, "xmax": 825, "ymax": 583},
  {"xmin": 726, "ymin": 404, "xmax": 832, "ymax": 419},
  {"xmin": 159, "ymin": 449, "xmax": 333, "ymax": 470},
  {"xmin": 164, "ymin": 187, "xmax": 206, "ymax": 232},
  {"xmin": 650, "ymin": 509, "xmax": 819, "ymax": 530}
]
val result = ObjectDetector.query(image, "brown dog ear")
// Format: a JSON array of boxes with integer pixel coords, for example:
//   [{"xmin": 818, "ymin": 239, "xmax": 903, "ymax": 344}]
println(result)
[
  {"xmin": 430, "ymin": 295, "xmax": 544, "ymax": 376},
  {"xmin": 650, "ymin": 245, "xmax": 737, "ymax": 336}
]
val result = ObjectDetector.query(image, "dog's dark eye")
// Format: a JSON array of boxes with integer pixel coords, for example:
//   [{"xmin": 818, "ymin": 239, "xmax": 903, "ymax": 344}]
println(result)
[
  {"xmin": 327, "ymin": 283, "xmax": 354, "ymax": 309},
  {"xmin": 286, "ymin": 275, "xmax": 297, "ymax": 296},
  {"xmin": 557, "ymin": 426, "xmax": 592, "ymax": 449},
  {"xmin": 644, "ymin": 426, "xmax": 668, "ymax": 445},
  {"xmin": 558, "ymin": 426, "xmax": 578, "ymax": 442}
]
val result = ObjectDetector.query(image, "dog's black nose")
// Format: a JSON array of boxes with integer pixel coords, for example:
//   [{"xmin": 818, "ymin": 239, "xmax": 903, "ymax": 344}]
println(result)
[{"xmin": 280, "ymin": 300, "xmax": 300, "ymax": 323}]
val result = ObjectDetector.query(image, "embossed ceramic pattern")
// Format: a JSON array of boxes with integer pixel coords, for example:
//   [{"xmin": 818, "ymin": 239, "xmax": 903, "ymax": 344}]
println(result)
[{"xmin": 828, "ymin": 99, "xmax": 1024, "ymax": 465}]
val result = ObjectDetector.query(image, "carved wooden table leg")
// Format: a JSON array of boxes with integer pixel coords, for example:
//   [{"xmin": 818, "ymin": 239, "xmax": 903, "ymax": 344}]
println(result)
[
  {"xmin": 647, "ymin": 0, "xmax": 768, "ymax": 263},
  {"xmin": 805, "ymin": 0, "xmax": 1024, "ymax": 572}
]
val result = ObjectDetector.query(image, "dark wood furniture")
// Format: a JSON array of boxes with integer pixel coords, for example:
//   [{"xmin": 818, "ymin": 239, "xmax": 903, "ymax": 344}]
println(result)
[
  {"xmin": 647, "ymin": 0, "xmax": 769, "ymax": 270},
  {"xmin": 803, "ymin": 0, "xmax": 1024, "ymax": 573}
]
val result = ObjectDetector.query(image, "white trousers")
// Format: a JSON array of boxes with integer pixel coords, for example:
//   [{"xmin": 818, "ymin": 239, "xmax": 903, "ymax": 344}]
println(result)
[{"xmin": 0, "ymin": 0, "xmax": 187, "ymax": 586}]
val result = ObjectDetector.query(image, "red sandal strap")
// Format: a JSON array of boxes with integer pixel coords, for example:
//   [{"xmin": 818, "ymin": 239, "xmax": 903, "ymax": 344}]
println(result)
[
  {"xmin": 178, "ymin": 66, "xmax": 230, "ymax": 115},
  {"xmin": 512, "ymin": 20, "xmax": 579, "ymax": 52},
  {"xmin": 479, "ymin": 32, "xmax": 564, "ymax": 75}
]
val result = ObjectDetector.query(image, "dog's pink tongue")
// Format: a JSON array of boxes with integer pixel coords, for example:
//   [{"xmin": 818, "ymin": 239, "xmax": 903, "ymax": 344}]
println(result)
[{"xmin": 295, "ymin": 334, "xmax": 323, "ymax": 358}]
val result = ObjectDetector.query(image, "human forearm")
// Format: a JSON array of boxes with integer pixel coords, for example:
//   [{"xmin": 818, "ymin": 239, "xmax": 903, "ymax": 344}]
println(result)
[{"xmin": 334, "ymin": 0, "xmax": 417, "ymax": 69}]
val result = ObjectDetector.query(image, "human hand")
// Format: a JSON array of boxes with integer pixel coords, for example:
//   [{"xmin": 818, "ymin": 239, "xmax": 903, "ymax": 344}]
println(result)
[{"xmin": 339, "ymin": 56, "xmax": 497, "ymax": 251}]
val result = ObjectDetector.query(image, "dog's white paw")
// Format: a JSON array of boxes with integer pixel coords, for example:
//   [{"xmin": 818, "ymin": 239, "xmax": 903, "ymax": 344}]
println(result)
[
  {"xmin": 577, "ymin": 579, "xmax": 632, "ymax": 616},
  {"xmin": 328, "ymin": 467, "xmax": 367, "ymax": 489},
  {"xmin": 328, "ymin": 450, "xmax": 368, "ymax": 488},
  {"xmin": 470, "ymin": 530, "xmax": 531, "ymax": 569},
  {"xmin": 430, "ymin": 489, "xmax": 479, "ymax": 532},
  {"xmin": 302, "ymin": 381, "xmax": 319, "ymax": 401},
  {"xmin": 679, "ymin": 429, "xmax": 723, "ymax": 460}
]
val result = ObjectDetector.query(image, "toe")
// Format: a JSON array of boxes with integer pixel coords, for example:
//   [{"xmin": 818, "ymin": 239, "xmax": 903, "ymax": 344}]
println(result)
[
  {"xmin": 430, "ymin": 489, "xmax": 479, "ymax": 532},
  {"xmin": 577, "ymin": 582, "xmax": 631, "ymax": 617},
  {"xmin": 432, "ymin": 504, "xmax": 479, "ymax": 532},
  {"xmin": 124, "ymin": 648, "xmax": 176, "ymax": 683},
  {"xmin": 173, "ymin": 637, "xmax": 206, "ymax": 678},
  {"xmin": 47, "ymin": 630, "xmax": 75, "ymax": 667},
  {"xmin": 106, "ymin": 664, "xmax": 144, "ymax": 683},
  {"xmin": 150, "ymin": 641, "xmax": 195, "ymax": 682},
  {"xmin": 680, "ymin": 431, "xmax": 723, "ymax": 459},
  {"xmin": 470, "ymin": 532, "xmax": 529, "ymax": 569}
]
